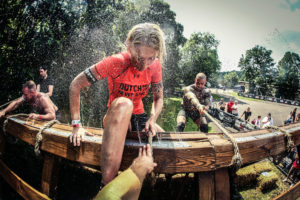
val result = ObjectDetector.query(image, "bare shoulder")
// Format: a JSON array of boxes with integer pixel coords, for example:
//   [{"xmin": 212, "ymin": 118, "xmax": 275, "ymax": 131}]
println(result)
[
  {"xmin": 38, "ymin": 92, "xmax": 50, "ymax": 102},
  {"xmin": 184, "ymin": 84, "xmax": 194, "ymax": 93},
  {"xmin": 203, "ymin": 88, "xmax": 211, "ymax": 95}
]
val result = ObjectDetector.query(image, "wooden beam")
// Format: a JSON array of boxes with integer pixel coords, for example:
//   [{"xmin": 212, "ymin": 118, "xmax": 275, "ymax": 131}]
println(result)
[
  {"xmin": 0, "ymin": 159, "xmax": 50, "ymax": 200},
  {"xmin": 273, "ymin": 180, "xmax": 300, "ymax": 200},
  {"xmin": 0, "ymin": 129, "xmax": 5, "ymax": 156},
  {"xmin": 3, "ymin": 116, "xmax": 300, "ymax": 173},
  {"xmin": 196, "ymin": 171, "xmax": 215, "ymax": 200},
  {"xmin": 41, "ymin": 153, "xmax": 60, "ymax": 198},
  {"xmin": 215, "ymin": 168, "xmax": 230, "ymax": 200}
]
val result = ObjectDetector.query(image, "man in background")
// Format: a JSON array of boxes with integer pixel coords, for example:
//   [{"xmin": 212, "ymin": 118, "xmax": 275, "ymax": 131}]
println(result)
[
  {"xmin": 37, "ymin": 66, "xmax": 55, "ymax": 101},
  {"xmin": 176, "ymin": 73, "xmax": 211, "ymax": 133}
]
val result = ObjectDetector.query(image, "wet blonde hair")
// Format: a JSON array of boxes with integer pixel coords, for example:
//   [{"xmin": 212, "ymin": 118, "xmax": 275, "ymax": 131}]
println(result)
[{"xmin": 126, "ymin": 23, "xmax": 166, "ymax": 63}]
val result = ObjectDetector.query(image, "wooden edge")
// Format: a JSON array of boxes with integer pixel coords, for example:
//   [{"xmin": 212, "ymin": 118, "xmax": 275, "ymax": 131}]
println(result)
[
  {"xmin": 0, "ymin": 159, "xmax": 51, "ymax": 200},
  {"xmin": 273, "ymin": 180, "xmax": 300, "ymax": 200}
]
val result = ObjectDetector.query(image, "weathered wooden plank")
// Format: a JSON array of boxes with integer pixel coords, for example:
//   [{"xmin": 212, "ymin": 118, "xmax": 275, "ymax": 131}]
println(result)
[
  {"xmin": 3, "ymin": 116, "xmax": 300, "ymax": 173},
  {"xmin": 41, "ymin": 153, "xmax": 60, "ymax": 198},
  {"xmin": 0, "ymin": 129, "xmax": 5, "ymax": 156},
  {"xmin": 122, "ymin": 143, "xmax": 217, "ymax": 173},
  {"xmin": 273, "ymin": 180, "xmax": 300, "ymax": 200},
  {"xmin": 0, "ymin": 159, "xmax": 50, "ymax": 200},
  {"xmin": 127, "ymin": 131, "xmax": 209, "ymax": 141},
  {"xmin": 196, "ymin": 171, "xmax": 215, "ymax": 200},
  {"xmin": 215, "ymin": 168, "xmax": 230, "ymax": 200}
]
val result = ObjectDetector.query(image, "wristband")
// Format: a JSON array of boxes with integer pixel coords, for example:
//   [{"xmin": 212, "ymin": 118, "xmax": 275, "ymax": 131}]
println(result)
[
  {"xmin": 72, "ymin": 124, "xmax": 81, "ymax": 128},
  {"xmin": 39, "ymin": 115, "xmax": 43, "ymax": 120},
  {"xmin": 72, "ymin": 120, "xmax": 81, "ymax": 127}
]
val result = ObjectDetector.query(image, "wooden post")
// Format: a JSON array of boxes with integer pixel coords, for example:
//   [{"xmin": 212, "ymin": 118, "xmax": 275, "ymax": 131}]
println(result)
[
  {"xmin": 196, "ymin": 171, "xmax": 215, "ymax": 200},
  {"xmin": 215, "ymin": 168, "xmax": 230, "ymax": 200},
  {"xmin": 0, "ymin": 129, "xmax": 5, "ymax": 157},
  {"xmin": 41, "ymin": 153, "xmax": 60, "ymax": 198}
]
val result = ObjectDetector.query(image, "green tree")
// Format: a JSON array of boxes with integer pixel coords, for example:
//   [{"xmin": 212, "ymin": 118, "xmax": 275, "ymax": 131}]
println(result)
[
  {"xmin": 238, "ymin": 45, "xmax": 275, "ymax": 95},
  {"xmin": 180, "ymin": 32, "xmax": 221, "ymax": 86},
  {"xmin": 0, "ymin": 0, "xmax": 81, "ymax": 105},
  {"xmin": 276, "ymin": 52, "xmax": 300, "ymax": 99},
  {"xmin": 224, "ymin": 71, "xmax": 239, "ymax": 88}
]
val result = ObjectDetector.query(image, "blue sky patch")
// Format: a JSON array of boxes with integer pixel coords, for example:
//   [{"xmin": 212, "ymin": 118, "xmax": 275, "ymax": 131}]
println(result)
[{"xmin": 286, "ymin": 0, "xmax": 300, "ymax": 11}]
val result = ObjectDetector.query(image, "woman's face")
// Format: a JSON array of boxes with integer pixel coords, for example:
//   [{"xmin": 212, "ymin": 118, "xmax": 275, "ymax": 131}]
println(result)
[{"xmin": 130, "ymin": 45, "xmax": 157, "ymax": 71}]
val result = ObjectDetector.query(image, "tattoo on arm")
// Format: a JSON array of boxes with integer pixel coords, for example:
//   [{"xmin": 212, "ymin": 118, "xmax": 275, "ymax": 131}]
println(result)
[{"xmin": 152, "ymin": 82, "xmax": 163, "ymax": 93}]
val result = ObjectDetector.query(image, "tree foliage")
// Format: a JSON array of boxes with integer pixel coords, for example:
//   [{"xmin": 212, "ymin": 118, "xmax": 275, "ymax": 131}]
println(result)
[
  {"xmin": 0, "ymin": 0, "xmax": 81, "ymax": 104},
  {"xmin": 238, "ymin": 45, "xmax": 275, "ymax": 95},
  {"xmin": 180, "ymin": 32, "xmax": 221, "ymax": 86},
  {"xmin": 276, "ymin": 52, "xmax": 300, "ymax": 99},
  {"xmin": 224, "ymin": 71, "xmax": 239, "ymax": 88},
  {"xmin": 0, "ymin": 0, "xmax": 187, "ymax": 125}
]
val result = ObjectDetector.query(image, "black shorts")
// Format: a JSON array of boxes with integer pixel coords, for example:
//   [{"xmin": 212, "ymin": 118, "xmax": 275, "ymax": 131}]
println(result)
[
  {"xmin": 177, "ymin": 107, "xmax": 201, "ymax": 122},
  {"xmin": 130, "ymin": 113, "xmax": 148, "ymax": 131}
]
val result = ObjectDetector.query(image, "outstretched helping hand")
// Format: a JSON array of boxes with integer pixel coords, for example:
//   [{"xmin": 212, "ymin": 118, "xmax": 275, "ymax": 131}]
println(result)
[{"xmin": 130, "ymin": 144, "xmax": 157, "ymax": 183}]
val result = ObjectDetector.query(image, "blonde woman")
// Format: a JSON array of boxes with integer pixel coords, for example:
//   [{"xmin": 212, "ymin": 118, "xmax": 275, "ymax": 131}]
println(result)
[{"xmin": 69, "ymin": 23, "xmax": 166, "ymax": 186}]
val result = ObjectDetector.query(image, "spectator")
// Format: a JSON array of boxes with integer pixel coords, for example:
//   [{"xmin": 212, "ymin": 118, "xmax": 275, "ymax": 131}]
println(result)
[
  {"xmin": 227, "ymin": 98, "xmax": 234, "ymax": 114},
  {"xmin": 231, "ymin": 100, "xmax": 238, "ymax": 117},
  {"xmin": 218, "ymin": 98, "xmax": 226, "ymax": 111},
  {"xmin": 241, "ymin": 107, "xmax": 252, "ymax": 122},
  {"xmin": 296, "ymin": 113, "xmax": 300, "ymax": 122},
  {"xmin": 262, "ymin": 113, "xmax": 274, "ymax": 128},
  {"xmin": 292, "ymin": 108, "xmax": 297, "ymax": 123},
  {"xmin": 283, "ymin": 146, "xmax": 300, "ymax": 184},
  {"xmin": 251, "ymin": 115, "xmax": 262, "ymax": 128},
  {"xmin": 284, "ymin": 111, "xmax": 293, "ymax": 125}
]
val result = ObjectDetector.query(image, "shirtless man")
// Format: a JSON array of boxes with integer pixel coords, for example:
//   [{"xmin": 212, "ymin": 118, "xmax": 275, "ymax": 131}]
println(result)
[
  {"xmin": 176, "ymin": 73, "xmax": 211, "ymax": 133},
  {"xmin": 0, "ymin": 80, "xmax": 58, "ymax": 120}
]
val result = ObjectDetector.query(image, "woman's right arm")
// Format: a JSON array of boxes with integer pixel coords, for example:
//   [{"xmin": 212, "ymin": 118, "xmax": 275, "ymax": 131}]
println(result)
[{"xmin": 69, "ymin": 71, "xmax": 92, "ymax": 146}]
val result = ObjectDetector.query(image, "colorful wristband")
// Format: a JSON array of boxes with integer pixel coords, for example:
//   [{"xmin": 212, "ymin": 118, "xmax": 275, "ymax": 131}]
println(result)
[
  {"xmin": 39, "ymin": 115, "xmax": 43, "ymax": 120},
  {"xmin": 71, "ymin": 120, "xmax": 81, "ymax": 127},
  {"xmin": 72, "ymin": 124, "xmax": 81, "ymax": 128}
]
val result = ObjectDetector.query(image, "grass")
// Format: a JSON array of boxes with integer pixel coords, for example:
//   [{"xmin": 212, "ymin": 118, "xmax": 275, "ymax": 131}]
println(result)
[
  {"xmin": 229, "ymin": 91, "xmax": 265, "ymax": 102},
  {"xmin": 153, "ymin": 97, "xmax": 213, "ymax": 132}
]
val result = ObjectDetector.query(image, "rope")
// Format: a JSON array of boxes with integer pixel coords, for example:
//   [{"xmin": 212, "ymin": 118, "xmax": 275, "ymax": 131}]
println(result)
[
  {"xmin": 34, "ymin": 119, "xmax": 59, "ymax": 156},
  {"xmin": 0, "ymin": 97, "xmax": 21, "ymax": 109},
  {"xmin": 266, "ymin": 125, "xmax": 295, "ymax": 151},
  {"xmin": 206, "ymin": 110, "xmax": 243, "ymax": 169},
  {"xmin": 185, "ymin": 92, "xmax": 243, "ymax": 169},
  {"xmin": 207, "ymin": 136, "xmax": 217, "ymax": 170},
  {"xmin": 147, "ymin": 130, "xmax": 156, "ymax": 186},
  {"xmin": 2, "ymin": 114, "xmax": 29, "ymax": 133}
]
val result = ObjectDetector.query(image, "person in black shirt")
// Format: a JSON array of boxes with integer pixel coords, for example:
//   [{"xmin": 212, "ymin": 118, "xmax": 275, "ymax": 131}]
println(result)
[
  {"xmin": 240, "ymin": 107, "xmax": 252, "ymax": 122},
  {"xmin": 218, "ymin": 98, "xmax": 226, "ymax": 111},
  {"xmin": 292, "ymin": 108, "xmax": 297, "ymax": 123},
  {"xmin": 37, "ymin": 66, "xmax": 54, "ymax": 99}
]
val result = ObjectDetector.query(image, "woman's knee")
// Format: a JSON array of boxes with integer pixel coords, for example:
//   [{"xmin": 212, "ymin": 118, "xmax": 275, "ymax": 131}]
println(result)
[{"xmin": 111, "ymin": 97, "xmax": 133, "ymax": 113}]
